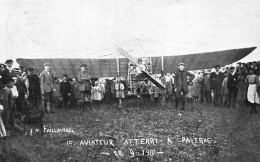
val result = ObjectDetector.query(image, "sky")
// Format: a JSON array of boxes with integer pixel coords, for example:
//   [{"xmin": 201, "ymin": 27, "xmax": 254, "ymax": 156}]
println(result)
[{"xmin": 0, "ymin": 0, "xmax": 260, "ymax": 66}]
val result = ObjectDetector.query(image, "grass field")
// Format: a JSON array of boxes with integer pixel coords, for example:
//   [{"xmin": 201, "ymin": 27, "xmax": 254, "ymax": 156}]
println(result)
[{"xmin": 1, "ymin": 100, "xmax": 260, "ymax": 162}]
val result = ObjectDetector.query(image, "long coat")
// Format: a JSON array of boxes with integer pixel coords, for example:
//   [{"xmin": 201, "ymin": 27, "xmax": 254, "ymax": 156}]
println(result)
[
  {"xmin": 174, "ymin": 70, "xmax": 195, "ymax": 93},
  {"xmin": 39, "ymin": 70, "xmax": 54, "ymax": 93},
  {"xmin": 15, "ymin": 77, "xmax": 27, "ymax": 96},
  {"xmin": 210, "ymin": 71, "xmax": 225, "ymax": 90},
  {"xmin": 77, "ymin": 71, "xmax": 91, "ymax": 91},
  {"xmin": 27, "ymin": 74, "xmax": 41, "ymax": 98},
  {"xmin": 227, "ymin": 72, "xmax": 239, "ymax": 90},
  {"xmin": 60, "ymin": 81, "xmax": 71, "ymax": 95}
]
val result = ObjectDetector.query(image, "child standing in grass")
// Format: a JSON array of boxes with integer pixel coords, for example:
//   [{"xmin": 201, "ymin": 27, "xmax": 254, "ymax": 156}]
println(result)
[
  {"xmin": 186, "ymin": 81, "xmax": 195, "ymax": 103},
  {"xmin": 91, "ymin": 81, "xmax": 102, "ymax": 109},
  {"xmin": 237, "ymin": 75, "xmax": 248, "ymax": 105},
  {"xmin": 222, "ymin": 74, "xmax": 229, "ymax": 107}
]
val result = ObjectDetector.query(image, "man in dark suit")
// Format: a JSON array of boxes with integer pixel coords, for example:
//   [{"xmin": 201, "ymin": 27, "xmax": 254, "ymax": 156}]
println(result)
[
  {"xmin": 227, "ymin": 66, "xmax": 239, "ymax": 109},
  {"xmin": 174, "ymin": 63, "xmax": 195, "ymax": 111},
  {"xmin": 210, "ymin": 65, "xmax": 225, "ymax": 107},
  {"xmin": 60, "ymin": 75, "xmax": 71, "ymax": 109},
  {"xmin": 40, "ymin": 63, "xmax": 54, "ymax": 114},
  {"xmin": 27, "ymin": 68, "xmax": 41, "ymax": 112},
  {"xmin": 15, "ymin": 74, "xmax": 27, "ymax": 114}
]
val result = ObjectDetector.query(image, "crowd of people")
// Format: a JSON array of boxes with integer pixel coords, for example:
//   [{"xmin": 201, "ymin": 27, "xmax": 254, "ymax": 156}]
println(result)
[
  {"xmin": 0, "ymin": 60, "xmax": 125, "ymax": 136},
  {"xmin": 0, "ymin": 59, "xmax": 260, "ymax": 137},
  {"xmin": 165, "ymin": 61, "xmax": 260, "ymax": 114}
]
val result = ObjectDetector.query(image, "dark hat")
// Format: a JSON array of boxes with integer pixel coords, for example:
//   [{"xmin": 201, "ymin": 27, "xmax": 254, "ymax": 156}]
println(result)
[
  {"xmin": 27, "ymin": 67, "xmax": 34, "ymax": 71},
  {"xmin": 43, "ymin": 62, "xmax": 50, "ymax": 66},
  {"xmin": 215, "ymin": 65, "xmax": 220, "ymax": 68},
  {"xmin": 5, "ymin": 59, "xmax": 13, "ymax": 64},
  {"xmin": 178, "ymin": 62, "xmax": 185, "ymax": 66},
  {"xmin": 237, "ymin": 62, "xmax": 241, "ymax": 64},
  {"xmin": 230, "ymin": 66, "xmax": 235, "ymax": 70},
  {"xmin": 137, "ymin": 58, "xmax": 142, "ymax": 63},
  {"xmin": 63, "ymin": 74, "xmax": 68, "ymax": 77},
  {"xmin": 80, "ymin": 64, "xmax": 86, "ymax": 67}
]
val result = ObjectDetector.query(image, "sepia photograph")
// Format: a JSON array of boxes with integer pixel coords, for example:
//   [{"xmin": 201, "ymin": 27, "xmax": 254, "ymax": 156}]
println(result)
[{"xmin": 0, "ymin": 0, "xmax": 260, "ymax": 161}]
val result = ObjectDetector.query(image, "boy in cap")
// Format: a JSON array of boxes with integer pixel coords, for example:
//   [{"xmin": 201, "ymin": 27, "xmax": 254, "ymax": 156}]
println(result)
[
  {"xmin": 40, "ymin": 63, "xmax": 55, "ymax": 114},
  {"xmin": 60, "ymin": 75, "xmax": 71, "ymax": 109},
  {"xmin": 174, "ymin": 63, "xmax": 195, "ymax": 111}
]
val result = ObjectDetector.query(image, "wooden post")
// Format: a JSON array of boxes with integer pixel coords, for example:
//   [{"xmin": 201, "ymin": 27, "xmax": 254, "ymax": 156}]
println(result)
[
  {"xmin": 149, "ymin": 57, "xmax": 152, "ymax": 74},
  {"xmin": 128, "ymin": 62, "xmax": 133, "ymax": 93},
  {"xmin": 161, "ymin": 56, "xmax": 164, "ymax": 71},
  {"xmin": 116, "ymin": 58, "xmax": 122, "ymax": 109},
  {"xmin": 161, "ymin": 56, "xmax": 166, "ymax": 107}
]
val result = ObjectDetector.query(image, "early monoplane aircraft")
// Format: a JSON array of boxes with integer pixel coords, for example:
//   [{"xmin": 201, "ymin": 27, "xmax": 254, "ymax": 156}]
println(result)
[{"xmin": 16, "ymin": 40, "xmax": 257, "ymax": 107}]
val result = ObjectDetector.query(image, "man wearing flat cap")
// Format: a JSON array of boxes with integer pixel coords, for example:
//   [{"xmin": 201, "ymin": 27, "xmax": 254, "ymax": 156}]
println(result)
[
  {"xmin": 40, "ymin": 63, "xmax": 54, "ymax": 114},
  {"xmin": 77, "ymin": 64, "xmax": 92, "ymax": 112},
  {"xmin": 210, "ymin": 65, "xmax": 225, "ymax": 107},
  {"xmin": 27, "ymin": 67, "xmax": 41, "ymax": 112},
  {"xmin": 174, "ymin": 63, "xmax": 195, "ymax": 111}
]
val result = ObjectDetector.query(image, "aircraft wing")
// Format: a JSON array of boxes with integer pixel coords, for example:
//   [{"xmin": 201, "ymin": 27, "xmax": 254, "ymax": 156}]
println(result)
[
  {"xmin": 151, "ymin": 47, "xmax": 256, "ymax": 74},
  {"xmin": 16, "ymin": 58, "xmax": 129, "ymax": 79},
  {"xmin": 16, "ymin": 46, "xmax": 256, "ymax": 79}
]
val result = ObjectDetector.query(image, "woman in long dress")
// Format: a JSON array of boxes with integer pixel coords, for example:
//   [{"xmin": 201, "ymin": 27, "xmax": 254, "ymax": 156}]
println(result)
[
  {"xmin": 245, "ymin": 69, "xmax": 259, "ymax": 114},
  {"xmin": 237, "ymin": 75, "xmax": 248, "ymax": 105}
]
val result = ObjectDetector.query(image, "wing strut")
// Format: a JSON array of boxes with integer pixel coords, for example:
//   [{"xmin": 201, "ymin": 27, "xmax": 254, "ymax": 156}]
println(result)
[{"xmin": 117, "ymin": 47, "xmax": 166, "ymax": 90}]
